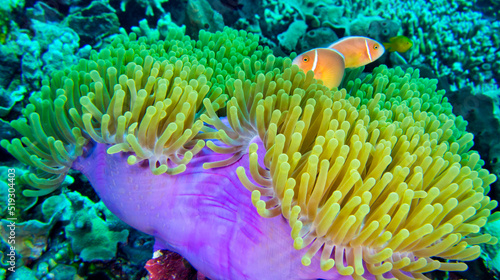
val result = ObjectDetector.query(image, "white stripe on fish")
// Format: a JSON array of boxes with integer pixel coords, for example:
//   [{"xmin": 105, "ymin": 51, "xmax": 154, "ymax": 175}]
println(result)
[
  {"xmin": 364, "ymin": 39, "xmax": 373, "ymax": 62},
  {"xmin": 311, "ymin": 49, "xmax": 319, "ymax": 72}
]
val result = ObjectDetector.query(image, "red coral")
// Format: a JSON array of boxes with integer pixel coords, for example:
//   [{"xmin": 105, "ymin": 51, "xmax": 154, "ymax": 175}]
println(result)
[{"xmin": 145, "ymin": 250, "xmax": 208, "ymax": 280}]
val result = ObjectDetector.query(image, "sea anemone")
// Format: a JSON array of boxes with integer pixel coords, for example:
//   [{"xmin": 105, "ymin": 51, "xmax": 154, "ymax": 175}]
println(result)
[
  {"xmin": 212, "ymin": 64, "xmax": 499, "ymax": 278},
  {"xmin": 2, "ymin": 27, "xmax": 498, "ymax": 280}
]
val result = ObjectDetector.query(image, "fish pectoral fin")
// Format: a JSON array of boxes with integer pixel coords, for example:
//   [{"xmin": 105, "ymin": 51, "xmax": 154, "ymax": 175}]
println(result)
[{"xmin": 321, "ymin": 65, "xmax": 345, "ymax": 88}]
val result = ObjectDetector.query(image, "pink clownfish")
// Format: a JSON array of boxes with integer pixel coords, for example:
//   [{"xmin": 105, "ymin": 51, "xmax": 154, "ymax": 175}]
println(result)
[
  {"xmin": 328, "ymin": 36, "xmax": 385, "ymax": 68},
  {"xmin": 292, "ymin": 48, "xmax": 345, "ymax": 88}
]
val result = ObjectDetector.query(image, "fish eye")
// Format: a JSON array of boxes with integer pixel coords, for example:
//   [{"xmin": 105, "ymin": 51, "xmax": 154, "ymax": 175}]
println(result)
[
  {"xmin": 373, "ymin": 44, "xmax": 379, "ymax": 50},
  {"xmin": 303, "ymin": 56, "xmax": 310, "ymax": 62}
]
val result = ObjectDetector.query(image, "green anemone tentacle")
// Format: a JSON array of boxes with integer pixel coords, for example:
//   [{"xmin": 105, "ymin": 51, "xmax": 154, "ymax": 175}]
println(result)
[{"xmin": 1, "ymin": 27, "xmax": 288, "ymax": 195}]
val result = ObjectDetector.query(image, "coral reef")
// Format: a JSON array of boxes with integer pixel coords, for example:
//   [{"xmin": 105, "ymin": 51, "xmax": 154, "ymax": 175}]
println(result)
[
  {"xmin": 62, "ymin": 193, "xmax": 129, "ymax": 262},
  {"xmin": 2, "ymin": 24, "xmax": 498, "ymax": 279},
  {"xmin": 0, "ymin": 9, "xmax": 12, "ymax": 45},
  {"xmin": 258, "ymin": 0, "xmax": 500, "ymax": 92},
  {"xmin": 118, "ymin": 0, "xmax": 168, "ymax": 16},
  {"xmin": 0, "ymin": 186, "xmax": 150, "ymax": 279},
  {"xmin": 447, "ymin": 86, "xmax": 500, "ymax": 194},
  {"xmin": 0, "ymin": 166, "xmax": 38, "ymax": 222},
  {"xmin": 64, "ymin": 1, "xmax": 120, "ymax": 47},
  {"xmin": 32, "ymin": 21, "xmax": 82, "ymax": 80},
  {"xmin": 295, "ymin": 27, "xmax": 338, "ymax": 54},
  {"xmin": 0, "ymin": 45, "xmax": 20, "ymax": 90},
  {"xmin": 0, "ymin": 87, "xmax": 24, "ymax": 117},
  {"xmin": 0, "ymin": 212, "xmax": 60, "ymax": 262},
  {"xmin": 185, "ymin": 0, "xmax": 224, "ymax": 35},
  {"xmin": 386, "ymin": 1, "xmax": 500, "ymax": 91},
  {"xmin": 0, "ymin": 16, "xmax": 91, "ymax": 113},
  {"xmin": 480, "ymin": 218, "xmax": 500, "ymax": 277},
  {"xmin": 277, "ymin": 20, "xmax": 307, "ymax": 52},
  {"xmin": 129, "ymin": 16, "xmax": 185, "ymax": 43},
  {"xmin": 0, "ymin": 0, "xmax": 498, "ymax": 279},
  {"xmin": 39, "ymin": 191, "xmax": 130, "ymax": 262}
]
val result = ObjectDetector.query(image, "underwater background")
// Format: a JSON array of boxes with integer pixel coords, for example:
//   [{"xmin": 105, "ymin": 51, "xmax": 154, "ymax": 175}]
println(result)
[{"xmin": 1, "ymin": 0, "xmax": 500, "ymax": 279}]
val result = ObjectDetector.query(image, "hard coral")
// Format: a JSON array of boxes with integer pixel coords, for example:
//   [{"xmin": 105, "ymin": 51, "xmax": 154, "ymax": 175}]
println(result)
[
  {"xmin": 186, "ymin": 0, "xmax": 224, "ymax": 34},
  {"xmin": 277, "ymin": 20, "xmax": 308, "ymax": 52},
  {"xmin": 0, "ymin": 9, "xmax": 11, "ymax": 44},
  {"xmin": 119, "ymin": 0, "xmax": 168, "ymax": 16},
  {"xmin": 386, "ymin": 0, "xmax": 500, "ymax": 90},
  {"xmin": 64, "ymin": 1, "xmax": 120, "ymax": 46},
  {"xmin": 58, "ymin": 192, "xmax": 129, "ymax": 262},
  {"xmin": 0, "ymin": 212, "xmax": 60, "ymax": 263}
]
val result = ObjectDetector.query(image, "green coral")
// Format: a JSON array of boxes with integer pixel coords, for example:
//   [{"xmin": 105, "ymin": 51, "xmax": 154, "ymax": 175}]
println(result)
[
  {"xmin": 119, "ymin": 0, "xmax": 168, "ymax": 16},
  {"xmin": 481, "ymin": 218, "xmax": 500, "ymax": 275},
  {"xmin": 0, "ymin": 166, "xmax": 40, "ymax": 221},
  {"xmin": 62, "ymin": 192, "xmax": 129, "ymax": 262},
  {"xmin": 42, "ymin": 191, "xmax": 130, "ymax": 262},
  {"xmin": 0, "ymin": 212, "xmax": 61, "ymax": 263},
  {"xmin": 0, "ymin": 86, "xmax": 25, "ymax": 117},
  {"xmin": 0, "ymin": 9, "xmax": 12, "ymax": 44},
  {"xmin": 277, "ymin": 20, "xmax": 308, "ymax": 52},
  {"xmin": 186, "ymin": 0, "xmax": 224, "ymax": 34},
  {"xmin": 0, "ymin": 0, "xmax": 22, "ymax": 45},
  {"xmin": 130, "ymin": 17, "xmax": 185, "ymax": 43}
]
